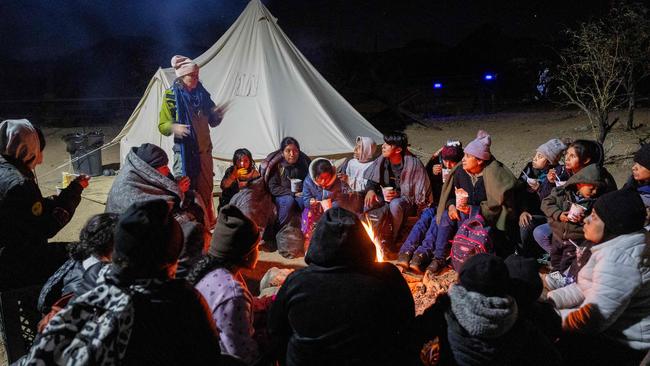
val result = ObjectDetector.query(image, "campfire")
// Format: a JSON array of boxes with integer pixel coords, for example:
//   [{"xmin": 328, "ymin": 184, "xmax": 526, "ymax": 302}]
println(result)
[{"xmin": 361, "ymin": 216, "xmax": 384, "ymax": 262}]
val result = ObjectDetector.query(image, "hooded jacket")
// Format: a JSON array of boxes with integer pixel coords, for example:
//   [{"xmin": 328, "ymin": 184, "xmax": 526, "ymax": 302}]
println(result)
[
  {"xmin": 0, "ymin": 120, "xmax": 83, "ymax": 289},
  {"xmin": 541, "ymin": 164, "xmax": 605, "ymax": 242},
  {"xmin": 338, "ymin": 136, "xmax": 377, "ymax": 192},
  {"xmin": 268, "ymin": 208, "xmax": 415, "ymax": 365},
  {"xmin": 416, "ymin": 285, "xmax": 561, "ymax": 366},
  {"xmin": 301, "ymin": 157, "xmax": 348, "ymax": 209}
]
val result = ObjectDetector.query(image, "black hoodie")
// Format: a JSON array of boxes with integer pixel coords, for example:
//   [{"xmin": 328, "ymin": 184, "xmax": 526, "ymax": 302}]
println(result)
[{"xmin": 268, "ymin": 208, "xmax": 416, "ymax": 365}]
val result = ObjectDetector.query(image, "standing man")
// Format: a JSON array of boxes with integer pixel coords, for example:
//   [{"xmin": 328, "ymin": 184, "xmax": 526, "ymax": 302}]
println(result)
[{"xmin": 159, "ymin": 55, "xmax": 225, "ymax": 227}]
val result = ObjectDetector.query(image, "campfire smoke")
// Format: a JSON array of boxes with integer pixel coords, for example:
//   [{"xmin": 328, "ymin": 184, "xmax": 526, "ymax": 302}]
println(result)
[{"xmin": 361, "ymin": 216, "xmax": 384, "ymax": 262}]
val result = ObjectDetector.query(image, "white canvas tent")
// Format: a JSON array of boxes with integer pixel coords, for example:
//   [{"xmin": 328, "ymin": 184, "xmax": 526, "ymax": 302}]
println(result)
[{"xmin": 115, "ymin": 0, "xmax": 382, "ymax": 180}]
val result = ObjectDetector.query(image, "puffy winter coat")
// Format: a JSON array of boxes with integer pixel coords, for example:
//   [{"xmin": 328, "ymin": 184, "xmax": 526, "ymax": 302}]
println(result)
[
  {"xmin": 548, "ymin": 231, "xmax": 650, "ymax": 350},
  {"xmin": 541, "ymin": 164, "xmax": 605, "ymax": 242}
]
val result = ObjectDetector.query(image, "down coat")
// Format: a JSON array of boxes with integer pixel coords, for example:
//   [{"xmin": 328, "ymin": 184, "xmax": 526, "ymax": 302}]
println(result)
[{"xmin": 548, "ymin": 231, "xmax": 650, "ymax": 350}]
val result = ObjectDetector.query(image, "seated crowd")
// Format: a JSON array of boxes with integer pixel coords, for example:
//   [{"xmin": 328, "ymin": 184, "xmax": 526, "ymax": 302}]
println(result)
[{"xmin": 2, "ymin": 118, "xmax": 650, "ymax": 365}]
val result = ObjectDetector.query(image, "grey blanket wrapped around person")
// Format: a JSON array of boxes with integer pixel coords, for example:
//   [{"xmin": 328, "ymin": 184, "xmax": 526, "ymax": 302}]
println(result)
[
  {"xmin": 105, "ymin": 147, "xmax": 208, "ymax": 226},
  {"xmin": 229, "ymin": 176, "xmax": 276, "ymax": 230}
]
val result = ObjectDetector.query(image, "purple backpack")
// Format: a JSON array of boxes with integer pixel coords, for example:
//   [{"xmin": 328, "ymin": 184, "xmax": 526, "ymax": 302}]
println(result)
[{"xmin": 451, "ymin": 215, "xmax": 493, "ymax": 271}]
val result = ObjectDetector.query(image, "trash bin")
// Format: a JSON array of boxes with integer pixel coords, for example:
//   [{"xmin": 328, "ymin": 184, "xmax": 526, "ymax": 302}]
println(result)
[{"xmin": 61, "ymin": 131, "xmax": 104, "ymax": 176}]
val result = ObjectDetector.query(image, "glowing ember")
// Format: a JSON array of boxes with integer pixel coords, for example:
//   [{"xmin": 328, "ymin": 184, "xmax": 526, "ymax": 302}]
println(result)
[{"xmin": 361, "ymin": 216, "xmax": 384, "ymax": 262}]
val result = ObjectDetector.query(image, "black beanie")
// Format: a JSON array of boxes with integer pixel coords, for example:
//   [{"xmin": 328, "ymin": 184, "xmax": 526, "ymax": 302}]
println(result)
[
  {"xmin": 306, "ymin": 207, "xmax": 376, "ymax": 267},
  {"xmin": 504, "ymin": 254, "xmax": 542, "ymax": 304},
  {"xmin": 113, "ymin": 199, "xmax": 183, "ymax": 272},
  {"xmin": 209, "ymin": 205, "xmax": 259, "ymax": 262},
  {"xmin": 135, "ymin": 143, "xmax": 169, "ymax": 168},
  {"xmin": 593, "ymin": 188, "xmax": 646, "ymax": 236},
  {"xmin": 459, "ymin": 254, "xmax": 510, "ymax": 297},
  {"xmin": 634, "ymin": 144, "xmax": 650, "ymax": 170}
]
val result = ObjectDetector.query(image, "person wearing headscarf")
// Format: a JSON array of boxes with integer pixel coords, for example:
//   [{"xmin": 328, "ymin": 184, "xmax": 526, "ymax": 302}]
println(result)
[
  {"xmin": 21, "ymin": 200, "xmax": 232, "ymax": 365},
  {"xmin": 547, "ymin": 189, "xmax": 650, "ymax": 365},
  {"xmin": 267, "ymin": 207, "xmax": 416, "ymax": 365},
  {"xmin": 159, "ymin": 55, "xmax": 226, "ymax": 228},
  {"xmin": 188, "ymin": 205, "xmax": 261, "ymax": 365},
  {"xmin": 0, "ymin": 119, "xmax": 89, "ymax": 291},
  {"xmin": 338, "ymin": 136, "xmax": 377, "ymax": 192}
]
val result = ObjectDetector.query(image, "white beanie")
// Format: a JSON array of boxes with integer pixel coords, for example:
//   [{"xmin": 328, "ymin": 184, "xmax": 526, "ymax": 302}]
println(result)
[{"xmin": 171, "ymin": 55, "xmax": 199, "ymax": 78}]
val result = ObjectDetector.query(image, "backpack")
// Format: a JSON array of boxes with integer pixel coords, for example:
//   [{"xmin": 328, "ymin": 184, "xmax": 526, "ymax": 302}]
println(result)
[{"xmin": 450, "ymin": 215, "xmax": 493, "ymax": 271}]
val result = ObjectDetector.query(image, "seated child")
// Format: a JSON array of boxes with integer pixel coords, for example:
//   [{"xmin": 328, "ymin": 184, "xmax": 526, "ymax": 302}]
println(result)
[
  {"xmin": 534, "ymin": 139, "xmax": 617, "ymax": 253},
  {"xmin": 337, "ymin": 136, "xmax": 377, "ymax": 212},
  {"xmin": 219, "ymin": 148, "xmax": 260, "ymax": 211},
  {"xmin": 398, "ymin": 142, "xmax": 464, "ymax": 273},
  {"xmin": 425, "ymin": 140, "xmax": 463, "ymax": 206},
  {"xmin": 302, "ymin": 158, "xmax": 348, "ymax": 248},
  {"xmin": 541, "ymin": 163, "xmax": 605, "ymax": 289},
  {"xmin": 518, "ymin": 138, "xmax": 566, "ymax": 257}
]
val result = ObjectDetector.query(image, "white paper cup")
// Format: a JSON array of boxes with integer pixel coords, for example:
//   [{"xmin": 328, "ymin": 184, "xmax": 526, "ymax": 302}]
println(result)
[
  {"xmin": 568, "ymin": 203, "xmax": 587, "ymax": 222},
  {"xmin": 320, "ymin": 198, "xmax": 333, "ymax": 211},
  {"xmin": 290, "ymin": 179, "xmax": 303, "ymax": 193},
  {"xmin": 442, "ymin": 168, "xmax": 451, "ymax": 183},
  {"xmin": 382, "ymin": 187, "xmax": 394, "ymax": 202},
  {"xmin": 455, "ymin": 189, "xmax": 469, "ymax": 210}
]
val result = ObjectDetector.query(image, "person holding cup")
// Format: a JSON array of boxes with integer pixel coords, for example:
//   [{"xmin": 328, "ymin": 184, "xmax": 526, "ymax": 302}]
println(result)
[
  {"xmin": 540, "ymin": 164, "xmax": 606, "ymax": 290},
  {"xmin": 398, "ymin": 141, "xmax": 463, "ymax": 273},
  {"xmin": 517, "ymin": 138, "xmax": 567, "ymax": 257},
  {"xmin": 301, "ymin": 158, "xmax": 348, "ymax": 249},
  {"xmin": 0, "ymin": 119, "xmax": 89, "ymax": 291},
  {"xmin": 363, "ymin": 132, "xmax": 431, "ymax": 249},
  {"xmin": 219, "ymin": 148, "xmax": 260, "ymax": 210},
  {"xmin": 265, "ymin": 137, "xmax": 311, "ymax": 253},
  {"xmin": 425, "ymin": 140, "xmax": 464, "ymax": 205},
  {"xmin": 430, "ymin": 130, "xmax": 519, "ymax": 273}
]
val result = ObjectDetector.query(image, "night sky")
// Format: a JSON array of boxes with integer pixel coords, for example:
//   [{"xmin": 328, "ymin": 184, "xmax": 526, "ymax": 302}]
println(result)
[
  {"xmin": 1, "ymin": 0, "xmax": 609, "ymax": 62},
  {"xmin": 0, "ymin": 0, "xmax": 614, "ymax": 103}
]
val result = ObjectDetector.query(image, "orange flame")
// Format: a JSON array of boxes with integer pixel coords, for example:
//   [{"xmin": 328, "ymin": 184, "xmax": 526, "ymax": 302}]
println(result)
[{"xmin": 361, "ymin": 216, "xmax": 384, "ymax": 262}]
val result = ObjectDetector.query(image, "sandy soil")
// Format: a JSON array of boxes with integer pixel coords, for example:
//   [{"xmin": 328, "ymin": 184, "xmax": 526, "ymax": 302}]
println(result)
[{"xmin": 3, "ymin": 109, "xmax": 647, "ymax": 365}]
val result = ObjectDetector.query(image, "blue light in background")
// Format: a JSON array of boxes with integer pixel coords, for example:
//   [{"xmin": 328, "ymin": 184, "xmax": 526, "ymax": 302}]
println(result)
[
  {"xmin": 433, "ymin": 82, "xmax": 443, "ymax": 89},
  {"xmin": 484, "ymin": 74, "xmax": 494, "ymax": 81}
]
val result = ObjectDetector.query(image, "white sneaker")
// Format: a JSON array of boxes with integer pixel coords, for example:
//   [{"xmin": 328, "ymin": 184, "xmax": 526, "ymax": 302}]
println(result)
[{"xmin": 544, "ymin": 271, "xmax": 566, "ymax": 290}]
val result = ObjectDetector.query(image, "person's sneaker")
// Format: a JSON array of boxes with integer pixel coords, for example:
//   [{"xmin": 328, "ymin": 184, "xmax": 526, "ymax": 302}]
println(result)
[
  {"xmin": 426, "ymin": 257, "xmax": 447, "ymax": 275},
  {"xmin": 396, "ymin": 251, "xmax": 413, "ymax": 269},
  {"xmin": 409, "ymin": 253, "xmax": 429, "ymax": 274},
  {"xmin": 543, "ymin": 271, "xmax": 566, "ymax": 290}
]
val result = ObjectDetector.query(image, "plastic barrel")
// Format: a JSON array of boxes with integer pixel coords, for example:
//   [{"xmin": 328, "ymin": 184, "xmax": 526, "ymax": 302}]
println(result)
[{"xmin": 61, "ymin": 131, "xmax": 104, "ymax": 176}]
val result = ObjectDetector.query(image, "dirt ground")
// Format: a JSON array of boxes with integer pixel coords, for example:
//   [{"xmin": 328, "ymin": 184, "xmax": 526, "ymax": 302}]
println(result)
[{"xmin": 3, "ymin": 109, "xmax": 648, "ymax": 365}]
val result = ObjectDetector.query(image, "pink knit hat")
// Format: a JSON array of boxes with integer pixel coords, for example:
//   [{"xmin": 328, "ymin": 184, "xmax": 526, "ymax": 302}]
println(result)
[
  {"xmin": 464, "ymin": 130, "xmax": 491, "ymax": 160},
  {"xmin": 171, "ymin": 55, "xmax": 199, "ymax": 78}
]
